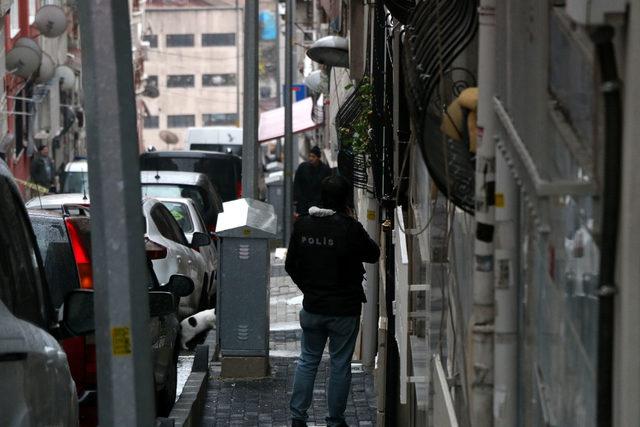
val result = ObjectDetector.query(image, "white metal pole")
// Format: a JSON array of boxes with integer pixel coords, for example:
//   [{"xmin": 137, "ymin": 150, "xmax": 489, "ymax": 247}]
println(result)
[
  {"xmin": 472, "ymin": 0, "xmax": 497, "ymax": 425},
  {"xmin": 494, "ymin": 145, "xmax": 518, "ymax": 427},
  {"xmin": 361, "ymin": 196, "xmax": 380, "ymax": 370}
]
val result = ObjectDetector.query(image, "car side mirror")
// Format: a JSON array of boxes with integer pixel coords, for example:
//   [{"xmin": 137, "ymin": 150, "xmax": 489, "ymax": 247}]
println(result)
[
  {"xmin": 165, "ymin": 274, "xmax": 195, "ymax": 297},
  {"xmin": 63, "ymin": 289, "xmax": 95, "ymax": 336},
  {"xmin": 149, "ymin": 291, "xmax": 176, "ymax": 317},
  {"xmin": 191, "ymin": 231, "xmax": 211, "ymax": 249}
]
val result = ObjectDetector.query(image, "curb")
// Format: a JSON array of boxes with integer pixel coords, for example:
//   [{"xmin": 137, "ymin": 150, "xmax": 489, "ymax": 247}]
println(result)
[{"xmin": 160, "ymin": 329, "xmax": 217, "ymax": 427}]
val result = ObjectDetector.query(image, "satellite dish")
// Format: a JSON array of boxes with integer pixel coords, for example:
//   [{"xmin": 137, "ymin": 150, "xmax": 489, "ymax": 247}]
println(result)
[
  {"xmin": 306, "ymin": 36, "xmax": 349, "ymax": 68},
  {"xmin": 34, "ymin": 5, "xmax": 68, "ymax": 38},
  {"xmin": 6, "ymin": 46, "xmax": 42, "ymax": 78},
  {"xmin": 35, "ymin": 53, "xmax": 56, "ymax": 83},
  {"xmin": 159, "ymin": 130, "xmax": 179, "ymax": 145},
  {"xmin": 54, "ymin": 65, "xmax": 76, "ymax": 91},
  {"xmin": 14, "ymin": 38, "xmax": 42, "ymax": 59},
  {"xmin": 304, "ymin": 70, "xmax": 329, "ymax": 94}
]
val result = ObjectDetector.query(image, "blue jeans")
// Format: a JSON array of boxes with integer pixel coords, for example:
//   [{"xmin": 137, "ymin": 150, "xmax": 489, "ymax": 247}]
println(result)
[{"xmin": 290, "ymin": 309, "xmax": 360, "ymax": 426}]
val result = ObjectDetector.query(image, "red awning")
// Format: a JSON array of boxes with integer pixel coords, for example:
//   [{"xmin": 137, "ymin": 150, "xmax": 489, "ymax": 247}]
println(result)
[{"xmin": 258, "ymin": 97, "xmax": 321, "ymax": 143}]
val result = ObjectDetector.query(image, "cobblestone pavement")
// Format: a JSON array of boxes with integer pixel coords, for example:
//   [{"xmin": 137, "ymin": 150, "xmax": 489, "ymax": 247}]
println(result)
[{"xmin": 200, "ymin": 256, "xmax": 377, "ymax": 426}]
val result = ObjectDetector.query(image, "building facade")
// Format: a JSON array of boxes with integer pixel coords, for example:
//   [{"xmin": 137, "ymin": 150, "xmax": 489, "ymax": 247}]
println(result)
[{"xmin": 142, "ymin": 0, "xmax": 244, "ymax": 150}]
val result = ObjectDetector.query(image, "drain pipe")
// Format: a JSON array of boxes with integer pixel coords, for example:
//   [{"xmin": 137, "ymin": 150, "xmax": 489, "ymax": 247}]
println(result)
[
  {"xmin": 493, "ymin": 137, "xmax": 518, "ymax": 426},
  {"xmin": 472, "ymin": 0, "xmax": 497, "ymax": 425},
  {"xmin": 590, "ymin": 26, "xmax": 622, "ymax": 427}
]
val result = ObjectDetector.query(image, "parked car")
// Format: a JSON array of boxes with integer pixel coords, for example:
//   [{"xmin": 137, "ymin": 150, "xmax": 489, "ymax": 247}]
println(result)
[
  {"xmin": 27, "ymin": 205, "xmax": 195, "ymax": 422},
  {"xmin": 61, "ymin": 159, "xmax": 89, "ymax": 194},
  {"xmin": 0, "ymin": 159, "xmax": 80, "ymax": 426},
  {"xmin": 25, "ymin": 192, "xmax": 90, "ymax": 210},
  {"xmin": 184, "ymin": 126, "xmax": 243, "ymax": 156},
  {"xmin": 157, "ymin": 196, "xmax": 218, "ymax": 307},
  {"xmin": 140, "ymin": 150, "xmax": 242, "ymax": 202},
  {"xmin": 142, "ymin": 198, "xmax": 212, "ymax": 318},
  {"xmin": 140, "ymin": 170, "xmax": 223, "ymax": 233}
]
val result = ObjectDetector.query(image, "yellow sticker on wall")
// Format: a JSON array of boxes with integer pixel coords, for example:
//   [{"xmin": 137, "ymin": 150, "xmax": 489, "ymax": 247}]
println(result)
[
  {"xmin": 367, "ymin": 210, "xmax": 376, "ymax": 221},
  {"xmin": 495, "ymin": 193, "xmax": 505, "ymax": 208},
  {"xmin": 111, "ymin": 327, "xmax": 132, "ymax": 356}
]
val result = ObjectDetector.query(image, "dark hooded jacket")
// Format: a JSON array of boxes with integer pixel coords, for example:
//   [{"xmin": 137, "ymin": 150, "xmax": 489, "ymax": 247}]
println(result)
[{"xmin": 285, "ymin": 207, "xmax": 380, "ymax": 316}]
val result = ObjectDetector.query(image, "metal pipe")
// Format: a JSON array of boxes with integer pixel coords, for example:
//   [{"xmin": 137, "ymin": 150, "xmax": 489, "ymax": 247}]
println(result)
[
  {"xmin": 242, "ymin": 0, "xmax": 260, "ymax": 198},
  {"xmin": 614, "ymin": 3, "xmax": 640, "ymax": 423},
  {"xmin": 472, "ymin": 0, "xmax": 497, "ymax": 425},
  {"xmin": 76, "ymin": 1, "xmax": 154, "ymax": 424},
  {"xmin": 493, "ymin": 139, "xmax": 518, "ymax": 427},
  {"xmin": 283, "ymin": 0, "xmax": 294, "ymax": 246}
]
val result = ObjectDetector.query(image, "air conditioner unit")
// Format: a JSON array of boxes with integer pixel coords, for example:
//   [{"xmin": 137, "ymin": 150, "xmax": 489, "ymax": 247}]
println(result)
[{"xmin": 565, "ymin": 0, "xmax": 627, "ymax": 25}]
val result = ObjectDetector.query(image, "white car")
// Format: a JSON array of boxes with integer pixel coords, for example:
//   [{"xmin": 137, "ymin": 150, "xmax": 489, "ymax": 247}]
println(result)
[
  {"xmin": 142, "ymin": 198, "xmax": 212, "ymax": 318},
  {"xmin": 156, "ymin": 197, "xmax": 218, "ymax": 307},
  {"xmin": 61, "ymin": 159, "xmax": 89, "ymax": 194},
  {"xmin": 25, "ymin": 192, "xmax": 90, "ymax": 210}
]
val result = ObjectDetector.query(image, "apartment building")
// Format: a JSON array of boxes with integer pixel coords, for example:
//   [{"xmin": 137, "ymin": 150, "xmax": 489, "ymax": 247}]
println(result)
[{"xmin": 142, "ymin": 0, "xmax": 244, "ymax": 149}]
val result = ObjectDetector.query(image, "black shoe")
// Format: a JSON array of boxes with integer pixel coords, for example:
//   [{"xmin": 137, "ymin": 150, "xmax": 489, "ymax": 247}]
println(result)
[{"xmin": 292, "ymin": 419, "xmax": 308, "ymax": 427}]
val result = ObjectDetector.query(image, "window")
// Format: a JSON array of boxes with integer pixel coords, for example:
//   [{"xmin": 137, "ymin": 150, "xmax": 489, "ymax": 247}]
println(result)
[
  {"xmin": 202, "ymin": 113, "xmax": 238, "ymax": 126},
  {"xmin": 167, "ymin": 114, "xmax": 195, "ymax": 128},
  {"xmin": 150, "ymin": 205, "xmax": 188, "ymax": 246},
  {"xmin": 202, "ymin": 74, "xmax": 236, "ymax": 87},
  {"xmin": 162, "ymin": 202, "xmax": 194, "ymax": 234},
  {"xmin": 29, "ymin": 0, "xmax": 36, "ymax": 24},
  {"xmin": 167, "ymin": 75, "xmax": 195, "ymax": 88},
  {"xmin": 31, "ymin": 216, "xmax": 79, "ymax": 309},
  {"xmin": 202, "ymin": 33, "xmax": 236, "ymax": 47},
  {"xmin": 146, "ymin": 75, "xmax": 158, "ymax": 88},
  {"xmin": 144, "ymin": 115, "xmax": 159, "ymax": 129},
  {"xmin": 0, "ymin": 179, "xmax": 47, "ymax": 327},
  {"xmin": 166, "ymin": 34, "xmax": 194, "ymax": 47},
  {"xmin": 143, "ymin": 34, "xmax": 158, "ymax": 48},
  {"xmin": 10, "ymin": 4, "xmax": 20, "ymax": 38}
]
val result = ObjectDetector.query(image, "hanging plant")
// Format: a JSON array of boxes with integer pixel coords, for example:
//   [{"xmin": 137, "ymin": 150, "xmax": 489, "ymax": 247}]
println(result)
[{"xmin": 339, "ymin": 76, "xmax": 374, "ymax": 156}]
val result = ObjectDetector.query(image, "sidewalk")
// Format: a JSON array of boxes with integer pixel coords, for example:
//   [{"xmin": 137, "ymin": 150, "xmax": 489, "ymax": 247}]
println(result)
[{"xmin": 199, "ymin": 259, "xmax": 377, "ymax": 426}]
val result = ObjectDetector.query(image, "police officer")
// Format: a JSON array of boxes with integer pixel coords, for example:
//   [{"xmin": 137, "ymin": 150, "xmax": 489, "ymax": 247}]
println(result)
[
  {"xmin": 293, "ymin": 145, "xmax": 332, "ymax": 216},
  {"xmin": 285, "ymin": 175, "xmax": 380, "ymax": 427}
]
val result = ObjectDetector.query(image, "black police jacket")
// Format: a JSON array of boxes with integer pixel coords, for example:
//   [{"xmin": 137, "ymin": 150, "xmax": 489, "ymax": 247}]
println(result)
[{"xmin": 285, "ymin": 207, "xmax": 380, "ymax": 316}]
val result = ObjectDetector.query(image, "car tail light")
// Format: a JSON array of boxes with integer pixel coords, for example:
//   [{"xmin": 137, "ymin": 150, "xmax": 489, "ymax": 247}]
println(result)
[
  {"xmin": 65, "ymin": 218, "xmax": 93, "ymax": 289},
  {"xmin": 145, "ymin": 237, "xmax": 167, "ymax": 259},
  {"xmin": 235, "ymin": 181, "xmax": 242, "ymax": 199}
]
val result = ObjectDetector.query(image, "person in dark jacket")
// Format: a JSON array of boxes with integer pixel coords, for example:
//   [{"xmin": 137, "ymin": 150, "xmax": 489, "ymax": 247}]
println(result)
[
  {"xmin": 30, "ymin": 145, "xmax": 55, "ymax": 193},
  {"xmin": 286, "ymin": 175, "xmax": 380, "ymax": 427},
  {"xmin": 293, "ymin": 145, "xmax": 332, "ymax": 216}
]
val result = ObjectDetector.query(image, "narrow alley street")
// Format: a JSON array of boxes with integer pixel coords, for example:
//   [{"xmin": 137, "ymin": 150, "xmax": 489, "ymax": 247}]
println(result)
[{"xmin": 200, "ymin": 255, "xmax": 377, "ymax": 426}]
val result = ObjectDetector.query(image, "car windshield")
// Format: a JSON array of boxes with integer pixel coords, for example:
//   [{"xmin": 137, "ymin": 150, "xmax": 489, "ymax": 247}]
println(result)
[
  {"xmin": 63, "ymin": 171, "xmax": 90, "ymax": 194},
  {"xmin": 141, "ymin": 184, "xmax": 207, "ymax": 214},
  {"xmin": 140, "ymin": 156, "xmax": 239, "ymax": 201},
  {"xmin": 161, "ymin": 201, "xmax": 194, "ymax": 233}
]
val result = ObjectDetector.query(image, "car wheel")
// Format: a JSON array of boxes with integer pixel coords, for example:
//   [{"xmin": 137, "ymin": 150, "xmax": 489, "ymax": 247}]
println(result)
[{"xmin": 155, "ymin": 353, "xmax": 177, "ymax": 417}]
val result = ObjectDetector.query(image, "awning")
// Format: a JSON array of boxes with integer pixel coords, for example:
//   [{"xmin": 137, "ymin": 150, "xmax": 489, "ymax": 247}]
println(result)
[{"xmin": 258, "ymin": 97, "xmax": 321, "ymax": 143}]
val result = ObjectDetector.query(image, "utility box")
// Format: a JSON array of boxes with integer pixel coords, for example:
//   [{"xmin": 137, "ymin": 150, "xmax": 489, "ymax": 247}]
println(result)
[
  {"xmin": 216, "ymin": 198, "xmax": 276, "ymax": 377},
  {"xmin": 265, "ymin": 171, "xmax": 284, "ymax": 242}
]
